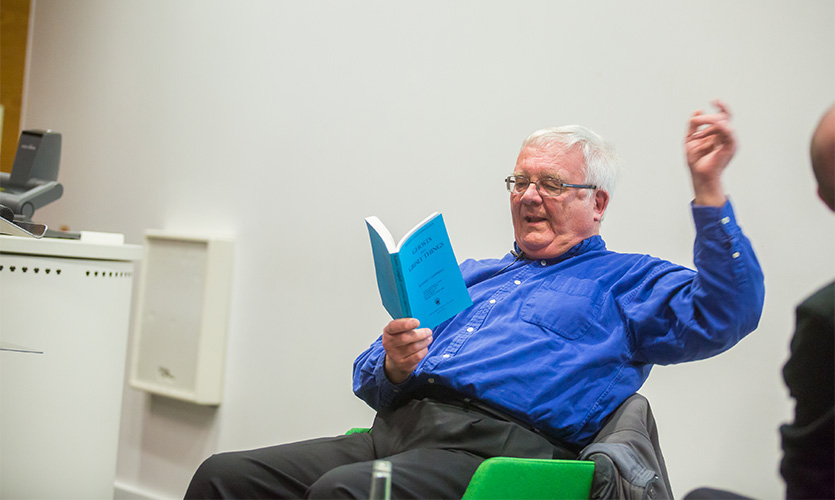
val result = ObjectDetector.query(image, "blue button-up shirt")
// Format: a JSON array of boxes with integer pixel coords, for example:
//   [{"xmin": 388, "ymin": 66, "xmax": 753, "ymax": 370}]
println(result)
[{"xmin": 353, "ymin": 201, "xmax": 765, "ymax": 446}]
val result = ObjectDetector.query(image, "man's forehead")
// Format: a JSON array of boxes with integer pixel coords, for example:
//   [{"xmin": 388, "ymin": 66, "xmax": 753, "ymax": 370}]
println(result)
[{"xmin": 515, "ymin": 144, "xmax": 585, "ymax": 173}]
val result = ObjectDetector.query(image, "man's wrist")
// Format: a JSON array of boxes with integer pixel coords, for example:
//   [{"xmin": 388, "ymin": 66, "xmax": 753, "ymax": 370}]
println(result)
[
  {"xmin": 691, "ymin": 175, "xmax": 727, "ymax": 207},
  {"xmin": 693, "ymin": 192, "xmax": 727, "ymax": 207},
  {"xmin": 383, "ymin": 355, "xmax": 410, "ymax": 384}
]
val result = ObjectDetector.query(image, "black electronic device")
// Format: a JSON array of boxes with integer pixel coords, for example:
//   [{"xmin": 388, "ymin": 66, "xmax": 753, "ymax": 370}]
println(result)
[{"xmin": 0, "ymin": 129, "xmax": 63, "ymax": 219}]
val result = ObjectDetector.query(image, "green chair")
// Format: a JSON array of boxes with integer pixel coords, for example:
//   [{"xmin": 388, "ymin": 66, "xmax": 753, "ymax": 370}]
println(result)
[
  {"xmin": 462, "ymin": 456, "xmax": 594, "ymax": 500},
  {"xmin": 345, "ymin": 428, "xmax": 594, "ymax": 500}
]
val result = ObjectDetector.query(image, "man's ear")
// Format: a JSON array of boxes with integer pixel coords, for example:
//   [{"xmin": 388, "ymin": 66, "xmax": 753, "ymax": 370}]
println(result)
[{"xmin": 593, "ymin": 190, "xmax": 610, "ymax": 222}]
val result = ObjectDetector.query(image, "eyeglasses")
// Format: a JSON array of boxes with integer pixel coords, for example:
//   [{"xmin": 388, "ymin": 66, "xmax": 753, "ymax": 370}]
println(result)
[{"xmin": 505, "ymin": 174, "xmax": 597, "ymax": 198}]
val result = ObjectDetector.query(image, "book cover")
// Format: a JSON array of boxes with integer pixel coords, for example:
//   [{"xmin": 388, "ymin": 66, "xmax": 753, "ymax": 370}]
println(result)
[{"xmin": 365, "ymin": 212, "xmax": 472, "ymax": 329}]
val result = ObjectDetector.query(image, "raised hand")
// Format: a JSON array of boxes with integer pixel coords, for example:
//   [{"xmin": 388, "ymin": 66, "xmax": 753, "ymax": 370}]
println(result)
[{"xmin": 685, "ymin": 99, "xmax": 737, "ymax": 206}]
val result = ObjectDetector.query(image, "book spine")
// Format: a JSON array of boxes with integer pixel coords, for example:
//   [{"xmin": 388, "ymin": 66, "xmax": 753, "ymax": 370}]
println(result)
[{"xmin": 392, "ymin": 254, "xmax": 411, "ymax": 318}]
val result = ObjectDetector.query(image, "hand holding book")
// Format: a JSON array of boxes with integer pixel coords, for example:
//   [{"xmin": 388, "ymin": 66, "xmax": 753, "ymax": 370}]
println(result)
[{"xmin": 381, "ymin": 318, "xmax": 433, "ymax": 384}]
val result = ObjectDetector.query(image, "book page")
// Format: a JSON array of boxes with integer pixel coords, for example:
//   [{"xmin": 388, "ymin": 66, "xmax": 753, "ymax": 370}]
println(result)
[
  {"xmin": 397, "ymin": 212, "xmax": 440, "ymax": 251},
  {"xmin": 364, "ymin": 216, "xmax": 397, "ymax": 253}
]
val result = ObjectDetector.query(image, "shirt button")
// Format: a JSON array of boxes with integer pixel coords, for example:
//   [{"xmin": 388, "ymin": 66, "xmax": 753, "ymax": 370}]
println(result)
[
  {"xmin": 428, "ymin": 378, "xmax": 435, "ymax": 384},
  {"xmin": 514, "ymin": 280, "xmax": 522, "ymax": 285},
  {"xmin": 732, "ymin": 251, "xmax": 740, "ymax": 259},
  {"xmin": 467, "ymin": 327, "xmax": 474, "ymax": 332},
  {"xmin": 721, "ymin": 216, "xmax": 731, "ymax": 225},
  {"xmin": 540, "ymin": 260, "xmax": 547, "ymax": 266}
]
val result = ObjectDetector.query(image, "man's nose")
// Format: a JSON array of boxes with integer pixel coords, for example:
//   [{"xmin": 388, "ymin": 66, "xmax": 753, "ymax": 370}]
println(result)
[{"xmin": 520, "ymin": 182, "xmax": 543, "ymax": 202}]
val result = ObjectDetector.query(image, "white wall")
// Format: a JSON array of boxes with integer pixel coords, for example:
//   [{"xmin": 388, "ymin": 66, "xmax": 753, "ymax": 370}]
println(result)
[{"xmin": 21, "ymin": 1, "xmax": 834, "ymax": 498}]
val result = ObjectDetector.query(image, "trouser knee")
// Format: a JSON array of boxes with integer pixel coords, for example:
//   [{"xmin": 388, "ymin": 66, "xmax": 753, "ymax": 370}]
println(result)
[
  {"xmin": 185, "ymin": 452, "xmax": 247, "ymax": 499},
  {"xmin": 305, "ymin": 462, "xmax": 372, "ymax": 499}
]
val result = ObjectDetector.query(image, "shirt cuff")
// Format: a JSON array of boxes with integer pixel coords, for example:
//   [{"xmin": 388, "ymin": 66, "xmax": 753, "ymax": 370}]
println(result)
[
  {"xmin": 691, "ymin": 198, "xmax": 737, "ymax": 231},
  {"xmin": 373, "ymin": 354, "xmax": 413, "ymax": 407},
  {"xmin": 691, "ymin": 197, "xmax": 753, "ymax": 274}
]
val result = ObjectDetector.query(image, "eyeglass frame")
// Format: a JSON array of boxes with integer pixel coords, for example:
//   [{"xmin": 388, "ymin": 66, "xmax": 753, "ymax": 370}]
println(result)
[{"xmin": 505, "ymin": 174, "xmax": 598, "ymax": 198}]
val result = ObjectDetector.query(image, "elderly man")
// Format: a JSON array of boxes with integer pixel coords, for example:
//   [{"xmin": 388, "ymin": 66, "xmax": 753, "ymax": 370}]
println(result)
[{"xmin": 186, "ymin": 101, "xmax": 764, "ymax": 499}]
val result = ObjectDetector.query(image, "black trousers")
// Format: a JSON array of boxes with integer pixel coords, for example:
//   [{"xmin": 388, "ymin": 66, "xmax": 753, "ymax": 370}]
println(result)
[{"xmin": 185, "ymin": 397, "xmax": 573, "ymax": 499}]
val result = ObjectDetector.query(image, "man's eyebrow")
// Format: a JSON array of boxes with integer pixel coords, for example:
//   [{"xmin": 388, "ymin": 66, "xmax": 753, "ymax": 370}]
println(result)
[
  {"xmin": 532, "ymin": 174, "xmax": 564, "ymax": 182},
  {"xmin": 513, "ymin": 172, "xmax": 562, "ymax": 178}
]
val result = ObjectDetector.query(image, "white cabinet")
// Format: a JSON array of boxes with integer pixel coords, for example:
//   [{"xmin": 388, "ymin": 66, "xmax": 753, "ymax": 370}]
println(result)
[{"xmin": 0, "ymin": 234, "xmax": 141, "ymax": 499}]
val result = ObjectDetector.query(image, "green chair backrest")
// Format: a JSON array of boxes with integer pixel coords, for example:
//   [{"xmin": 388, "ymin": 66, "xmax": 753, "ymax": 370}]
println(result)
[{"xmin": 461, "ymin": 457, "xmax": 594, "ymax": 500}]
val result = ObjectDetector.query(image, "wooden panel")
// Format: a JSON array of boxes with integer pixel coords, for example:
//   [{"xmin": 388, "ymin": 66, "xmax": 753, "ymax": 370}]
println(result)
[{"xmin": 1, "ymin": 0, "xmax": 31, "ymax": 173}]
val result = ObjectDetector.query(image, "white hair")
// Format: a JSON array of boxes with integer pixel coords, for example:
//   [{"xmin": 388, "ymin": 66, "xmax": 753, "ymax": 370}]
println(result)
[{"xmin": 521, "ymin": 125, "xmax": 622, "ymax": 196}]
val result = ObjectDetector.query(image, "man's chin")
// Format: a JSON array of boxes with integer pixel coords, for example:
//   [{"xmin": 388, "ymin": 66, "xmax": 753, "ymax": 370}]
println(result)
[
  {"xmin": 517, "ymin": 237, "xmax": 552, "ymax": 258},
  {"xmin": 517, "ymin": 233, "xmax": 582, "ymax": 260}
]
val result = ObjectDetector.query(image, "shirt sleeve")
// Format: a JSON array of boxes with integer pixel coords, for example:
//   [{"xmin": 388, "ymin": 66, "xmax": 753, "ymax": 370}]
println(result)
[
  {"xmin": 625, "ymin": 199, "xmax": 765, "ymax": 364},
  {"xmin": 352, "ymin": 337, "xmax": 419, "ymax": 410}
]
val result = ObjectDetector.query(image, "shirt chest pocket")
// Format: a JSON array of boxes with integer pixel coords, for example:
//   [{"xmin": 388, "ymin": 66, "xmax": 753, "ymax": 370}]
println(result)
[{"xmin": 520, "ymin": 277, "xmax": 603, "ymax": 340}]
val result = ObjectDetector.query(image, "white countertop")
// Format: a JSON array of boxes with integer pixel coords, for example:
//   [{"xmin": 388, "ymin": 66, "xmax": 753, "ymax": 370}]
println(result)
[{"xmin": 0, "ymin": 233, "xmax": 142, "ymax": 261}]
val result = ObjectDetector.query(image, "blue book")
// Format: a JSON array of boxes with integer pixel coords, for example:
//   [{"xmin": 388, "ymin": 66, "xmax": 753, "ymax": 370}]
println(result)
[{"xmin": 365, "ymin": 212, "xmax": 472, "ymax": 329}]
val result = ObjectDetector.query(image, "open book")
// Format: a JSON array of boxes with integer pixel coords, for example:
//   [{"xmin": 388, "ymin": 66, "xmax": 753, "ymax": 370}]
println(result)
[{"xmin": 365, "ymin": 212, "xmax": 472, "ymax": 329}]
